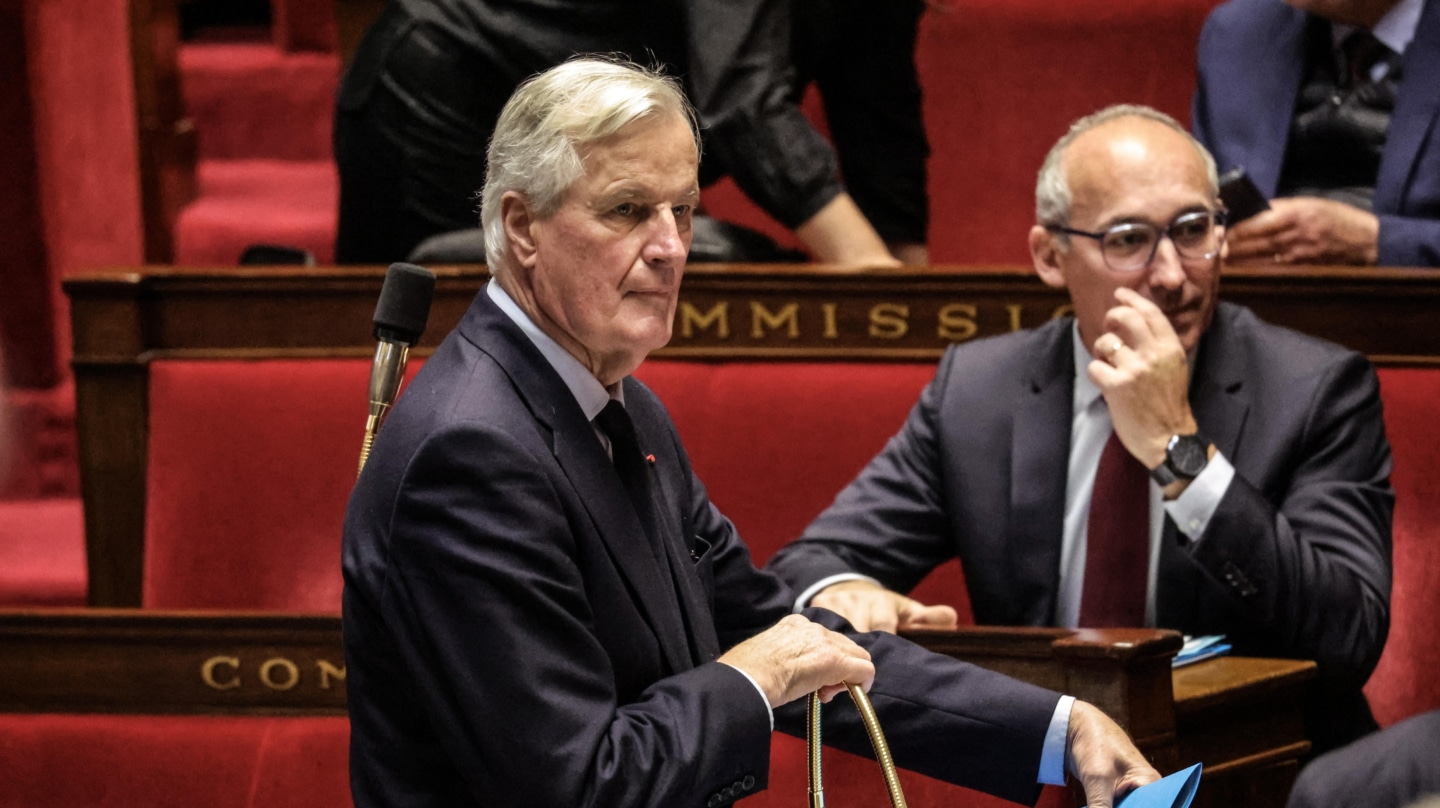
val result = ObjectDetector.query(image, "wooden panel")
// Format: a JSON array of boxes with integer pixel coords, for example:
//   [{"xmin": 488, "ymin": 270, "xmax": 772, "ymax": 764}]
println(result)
[
  {"xmin": 129, "ymin": 0, "xmax": 197, "ymax": 263},
  {"xmin": 61, "ymin": 263, "xmax": 1440, "ymax": 605},
  {"xmin": 0, "ymin": 610, "xmax": 344, "ymax": 714},
  {"xmin": 64, "ymin": 263, "xmax": 1440, "ymax": 361}
]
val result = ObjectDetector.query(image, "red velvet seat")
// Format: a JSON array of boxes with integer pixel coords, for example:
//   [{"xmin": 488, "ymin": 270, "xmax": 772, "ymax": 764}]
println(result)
[
  {"xmin": 0, "ymin": 715, "xmax": 350, "ymax": 808},
  {"xmin": 1365, "ymin": 369, "xmax": 1440, "ymax": 727}
]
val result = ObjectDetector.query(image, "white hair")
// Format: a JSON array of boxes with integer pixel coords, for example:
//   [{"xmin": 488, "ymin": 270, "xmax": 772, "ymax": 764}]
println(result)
[
  {"xmin": 1034, "ymin": 104, "xmax": 1220, "ymax": 233},
  {"xmin": 479, "ymin": 57, "xmax": 699, "ymax": 269}
]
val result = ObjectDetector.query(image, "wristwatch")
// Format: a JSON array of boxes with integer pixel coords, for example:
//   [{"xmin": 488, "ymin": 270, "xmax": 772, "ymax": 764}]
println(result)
[{"xmin": 1150, "ymin": 432, "xmax": 1211, "ymax": 487}]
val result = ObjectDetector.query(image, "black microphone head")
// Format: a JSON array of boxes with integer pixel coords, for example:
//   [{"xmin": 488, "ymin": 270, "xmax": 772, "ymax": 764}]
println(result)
[{"xmin": 373, "ymin": 262, "xmax": 436, "ymax": 345}]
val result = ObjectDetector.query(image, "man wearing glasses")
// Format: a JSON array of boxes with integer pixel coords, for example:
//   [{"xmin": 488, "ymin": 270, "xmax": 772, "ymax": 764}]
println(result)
[{"xmin": 767, "ymin": 104, "xmax": 1394, "ymax": 755}]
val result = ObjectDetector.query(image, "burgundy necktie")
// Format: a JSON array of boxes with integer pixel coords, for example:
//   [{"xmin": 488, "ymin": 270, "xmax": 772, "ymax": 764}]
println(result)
[{"xmin": 1079, "ymin": 430, "xmax": 1150, "ymax": 627}]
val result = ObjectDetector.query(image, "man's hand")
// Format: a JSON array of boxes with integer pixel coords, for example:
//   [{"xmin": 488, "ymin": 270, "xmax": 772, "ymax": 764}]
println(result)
[
  {"xmin": 1087, "ymin": 288, "xmax": 1198, "ymax": 472},
  {"xmin": 717, "ymin": 614, "xmax": 875, "ymax": 707},
  {"xmin": 1065, "ymin": 700, "xmax": 1160, "ymax": 808},
  {"xmin": 810, "ymin": 579, "xmax": 959, "ymax": 634},
  {"xmin": 1226, "ymin": 197, "xmax": 1379, "ymax": 265}
]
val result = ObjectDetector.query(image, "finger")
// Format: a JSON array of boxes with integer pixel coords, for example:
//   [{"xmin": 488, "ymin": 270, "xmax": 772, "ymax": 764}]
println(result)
[
  {"xmin": 1081, "ymin": 777, "xmax": 1115, "ymax": 808},
  {"xmin": 1229, "ymin": 208, "xmax": 1287, "ymax": 239},
  {"xmin": 898, "ymin": 602, "xmax": 959, "ymax": 629},
  {"xmin": 1086, "ymin": 357, "xmax": 1123, "ymax": 391},
  {"xmin": 1111, "ymin": 288, "xmax": 1176, "ymax": 343}
]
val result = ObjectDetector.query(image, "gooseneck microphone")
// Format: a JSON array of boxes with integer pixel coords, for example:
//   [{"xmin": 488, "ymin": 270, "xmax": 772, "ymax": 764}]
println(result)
[{"xmin": 358, "ymin": 262, "xmax": 436, "ymax": 476}]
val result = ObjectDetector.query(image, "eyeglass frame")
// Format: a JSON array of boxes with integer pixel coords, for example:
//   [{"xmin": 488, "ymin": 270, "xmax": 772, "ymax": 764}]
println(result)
[{"xmin": 1044, "ymin": 208, "xmax": 1230, "ymax": 273}]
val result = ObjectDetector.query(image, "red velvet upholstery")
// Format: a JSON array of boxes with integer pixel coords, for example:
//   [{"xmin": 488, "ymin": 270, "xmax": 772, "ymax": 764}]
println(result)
[
  {"xmin": 179, "ymin": 43, "xmax": 337, "ymax": 162},
  {"xmin": 0, "ymin": 497, "xmax": 85, "ymax": 606},
  {"xmin": 1365, "ymin": 369, "xmax": 1440, "ymax": 727},
  {"xmin": 636, "ymin": 360, "xmax": 972, "ymax": 614},
  {"xmin": 0, "ymin": 715, "xmax": 350, "ymax": 808},
  {"xmin": 173, "ymin": 160, "xmax": 337, "ymax": 266},
  {"xmin": 143, "ymin": 359, "xmax": 371, "ymax": 610}
]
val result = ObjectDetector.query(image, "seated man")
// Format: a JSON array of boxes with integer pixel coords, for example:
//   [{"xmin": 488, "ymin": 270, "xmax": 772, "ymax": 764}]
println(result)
[
  {"xmin": 767, "ymin": 104, "xmax": 1394, "ymax": 755},
  {"xmin": 1192, "ymin": 0, "xmax": 1440, "ymax": 266},
  {"xmin": 341, "ymin": 58, "xmax": 1158, "ymax": 807}
]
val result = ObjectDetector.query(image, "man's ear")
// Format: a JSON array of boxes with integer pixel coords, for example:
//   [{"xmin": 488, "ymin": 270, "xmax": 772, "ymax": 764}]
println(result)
[
  {"xmin": 501, "ymin": 191, "xmax": 540, "ymax": 268},
  {"xmin": 1029, "ymin": 225, "xmax": 1068, "ymax": 290}
]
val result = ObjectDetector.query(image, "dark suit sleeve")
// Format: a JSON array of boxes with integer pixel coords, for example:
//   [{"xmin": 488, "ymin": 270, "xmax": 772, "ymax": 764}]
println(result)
[
  {"xmin": 1190, "ymin": 351, "xmax": 1392, "ymax": 685},
  {"xmin": 685, "ymin": 0, "xmax": 844, "ymax": 228},
  {"xmin": 766, "ymin": 350, "xmax": 961, "ymax": 597},
  {"xmin": 682, "ymin": 434, "xmax": 1060, "ymax": 806},
  {"xmin": 1377, "ymin": 214, "xmax": 1440, "ymax": 268},
  {"xmin": 377, "ymin": 423, "xmax": 772, "ymax": 807}
]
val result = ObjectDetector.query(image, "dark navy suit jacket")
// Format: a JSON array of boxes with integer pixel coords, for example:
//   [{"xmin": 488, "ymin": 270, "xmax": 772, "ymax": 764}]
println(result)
[
  {"xmin": 341, "ymin": 289, "xmax": 1062, "ymax": 808},
  {"xmin": 768, "ymin": 303, "xmax": 1394, "ymax": 753},
  {"xmin": 1192, "ymin": 0, "xmax": 1440, "ymax": 267}
]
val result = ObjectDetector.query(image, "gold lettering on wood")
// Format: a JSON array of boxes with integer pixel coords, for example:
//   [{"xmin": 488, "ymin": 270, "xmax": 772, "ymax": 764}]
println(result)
[
  {"xmin": 749, "ymin": 302, "xmax": 800, "ymax": 339},
  {"xmin": 821, "ymin": 303, "xmax": 839, "ymax": 339},
  {"xmin": 260, "ymin": 658, "xmax": 300, "ymax": 691},
  {"xmin": 937, "ymin": 303, "xmax": 978, "ymax": 341},
  {"xmin": 1052, "ymin": 303, "xmax": 1074, "ymax": 320},
  {"xmin": 1006, "ymin": 304, "xmax": 1024, "ymax": 332},
  {"xmin": 868, "ymin": 304, "xmax": 909, "ymax": 339},
  {"xmin": 201, "ymin": 656, "xmax": 241, "ymax": 690},
  {"xmin": 317, "ymin": 660, "xmax": 347, "ymax": 690},
  {"xmin": 680, "ymin": 302, "xmax": 729, "ymax": 339}
]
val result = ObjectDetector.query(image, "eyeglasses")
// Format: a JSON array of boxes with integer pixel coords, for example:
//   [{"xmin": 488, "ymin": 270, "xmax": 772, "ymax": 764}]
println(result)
[{"xmin": 1046, "ymin": 209, "xmax": 1228, "ymax": 273}]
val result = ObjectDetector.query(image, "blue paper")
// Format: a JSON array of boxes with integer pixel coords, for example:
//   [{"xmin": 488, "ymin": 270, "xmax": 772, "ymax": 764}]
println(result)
[
  {"xmin": 1115, "ymin": 763, "xmax": 1203, "ymax": 808},
  {"xmin": 1173, "ymin": 635, "xmax": 1232, "ymax": 668}
]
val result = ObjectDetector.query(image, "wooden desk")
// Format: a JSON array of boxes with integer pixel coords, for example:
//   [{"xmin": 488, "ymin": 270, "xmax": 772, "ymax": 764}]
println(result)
[
  {"xmin": 0, "ymin": 611, "xmax": 1311, "ymax": 808},
  {"xmin": 906, "ymin": 627, "xmax": 1314, "ymax": 808}
]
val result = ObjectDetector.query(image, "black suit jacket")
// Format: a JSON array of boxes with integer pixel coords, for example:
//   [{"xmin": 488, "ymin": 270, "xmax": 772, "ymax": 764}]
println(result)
[
  {"xmin": 1192, "ymin": 0, "xmax": 1440, "ymax": 267},
  {"xmin": 342, "ymin": 290, "xmax": 1063, "ymax": 807},
  {"xmin": 768, "ymin": 302, "xmax": 1394, "ymax": 752}
]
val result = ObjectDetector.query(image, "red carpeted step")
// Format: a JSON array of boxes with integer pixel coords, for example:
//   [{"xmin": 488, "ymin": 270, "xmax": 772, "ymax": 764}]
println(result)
[
  {"xmin": 179, "ymin": 42, "xmax": 338, "ymax": 162},
  {"xmin": 0, "ymin": 497, "xmax": 86, "ymax": 607},
  {"xmin": 173, "ymin": 159, "xmax": 337, "ymax": 265}
]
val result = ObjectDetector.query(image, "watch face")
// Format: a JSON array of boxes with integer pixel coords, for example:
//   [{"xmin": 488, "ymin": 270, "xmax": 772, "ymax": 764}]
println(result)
[{"xmin": 1168, "ymin": 434, "xmax": 1209, "ymax": 478}]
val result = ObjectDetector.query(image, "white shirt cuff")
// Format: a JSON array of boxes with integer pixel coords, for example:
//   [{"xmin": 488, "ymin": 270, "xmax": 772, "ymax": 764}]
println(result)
[
  {"xmin": 1163, "ymin": 451, "xmax": 1236, "ymax": 543},
  {"xmin": 792, "ymin": 573, "xmax": 881, "ymax": 613},
  {"xmin": 721, "ymin": 663, "xmax": 774, "ymax": 730},
  {"xmin": 1039, "ymin": 695, "xmax": 1075, "ymax": 786}
]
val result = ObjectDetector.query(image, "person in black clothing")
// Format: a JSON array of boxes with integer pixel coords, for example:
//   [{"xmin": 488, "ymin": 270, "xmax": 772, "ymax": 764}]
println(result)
[{"xmin": 333, "ymin": 0, "xmax": 928, "ymax": 266}]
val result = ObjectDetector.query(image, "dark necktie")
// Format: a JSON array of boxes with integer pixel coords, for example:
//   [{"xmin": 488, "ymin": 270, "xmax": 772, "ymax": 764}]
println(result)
[
  {"xmin": 1343, "ymin": 30, "xmax": 1390, "ymax": 88},
  {"xmin": 594, "ymin": 400, "xmax": 719, "ymax": 665},
  {"xmin": 594, "ymin": 400, "xmax": 663, "ymax": 557},
  {"xmin": 1079, "ymin": 430, "xmax": 1150, "ymax": 628}
]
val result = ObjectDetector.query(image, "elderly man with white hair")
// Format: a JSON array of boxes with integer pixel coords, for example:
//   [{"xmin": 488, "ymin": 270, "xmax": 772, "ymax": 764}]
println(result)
[{"xmin": 341, "ymin": 58, "xmax": 1157, "ymax": 808}]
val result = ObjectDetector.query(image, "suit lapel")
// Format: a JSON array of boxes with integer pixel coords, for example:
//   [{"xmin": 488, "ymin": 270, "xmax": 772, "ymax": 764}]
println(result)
[
  {"xmin": 1188, "ymin": 305, "xmax": 1251, "ymax": 480},
  {"xmin": 624, "ymin": 380, "xmax": 721, "ymax": 664},
  {"xmin": 460, "ymin": 294, "xmax": 694, "ymax": 675},
  {"xmin": 1244, "ymin": 12, "xmax": 1313, "ymax": 195},
  {"xmin": 1376, "ymin": 0, "xmax": 1440, "ymax": 213},
  {"xmin": 1009, "ymin": 322, "xmax": 1075, "ymax": 624}
]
